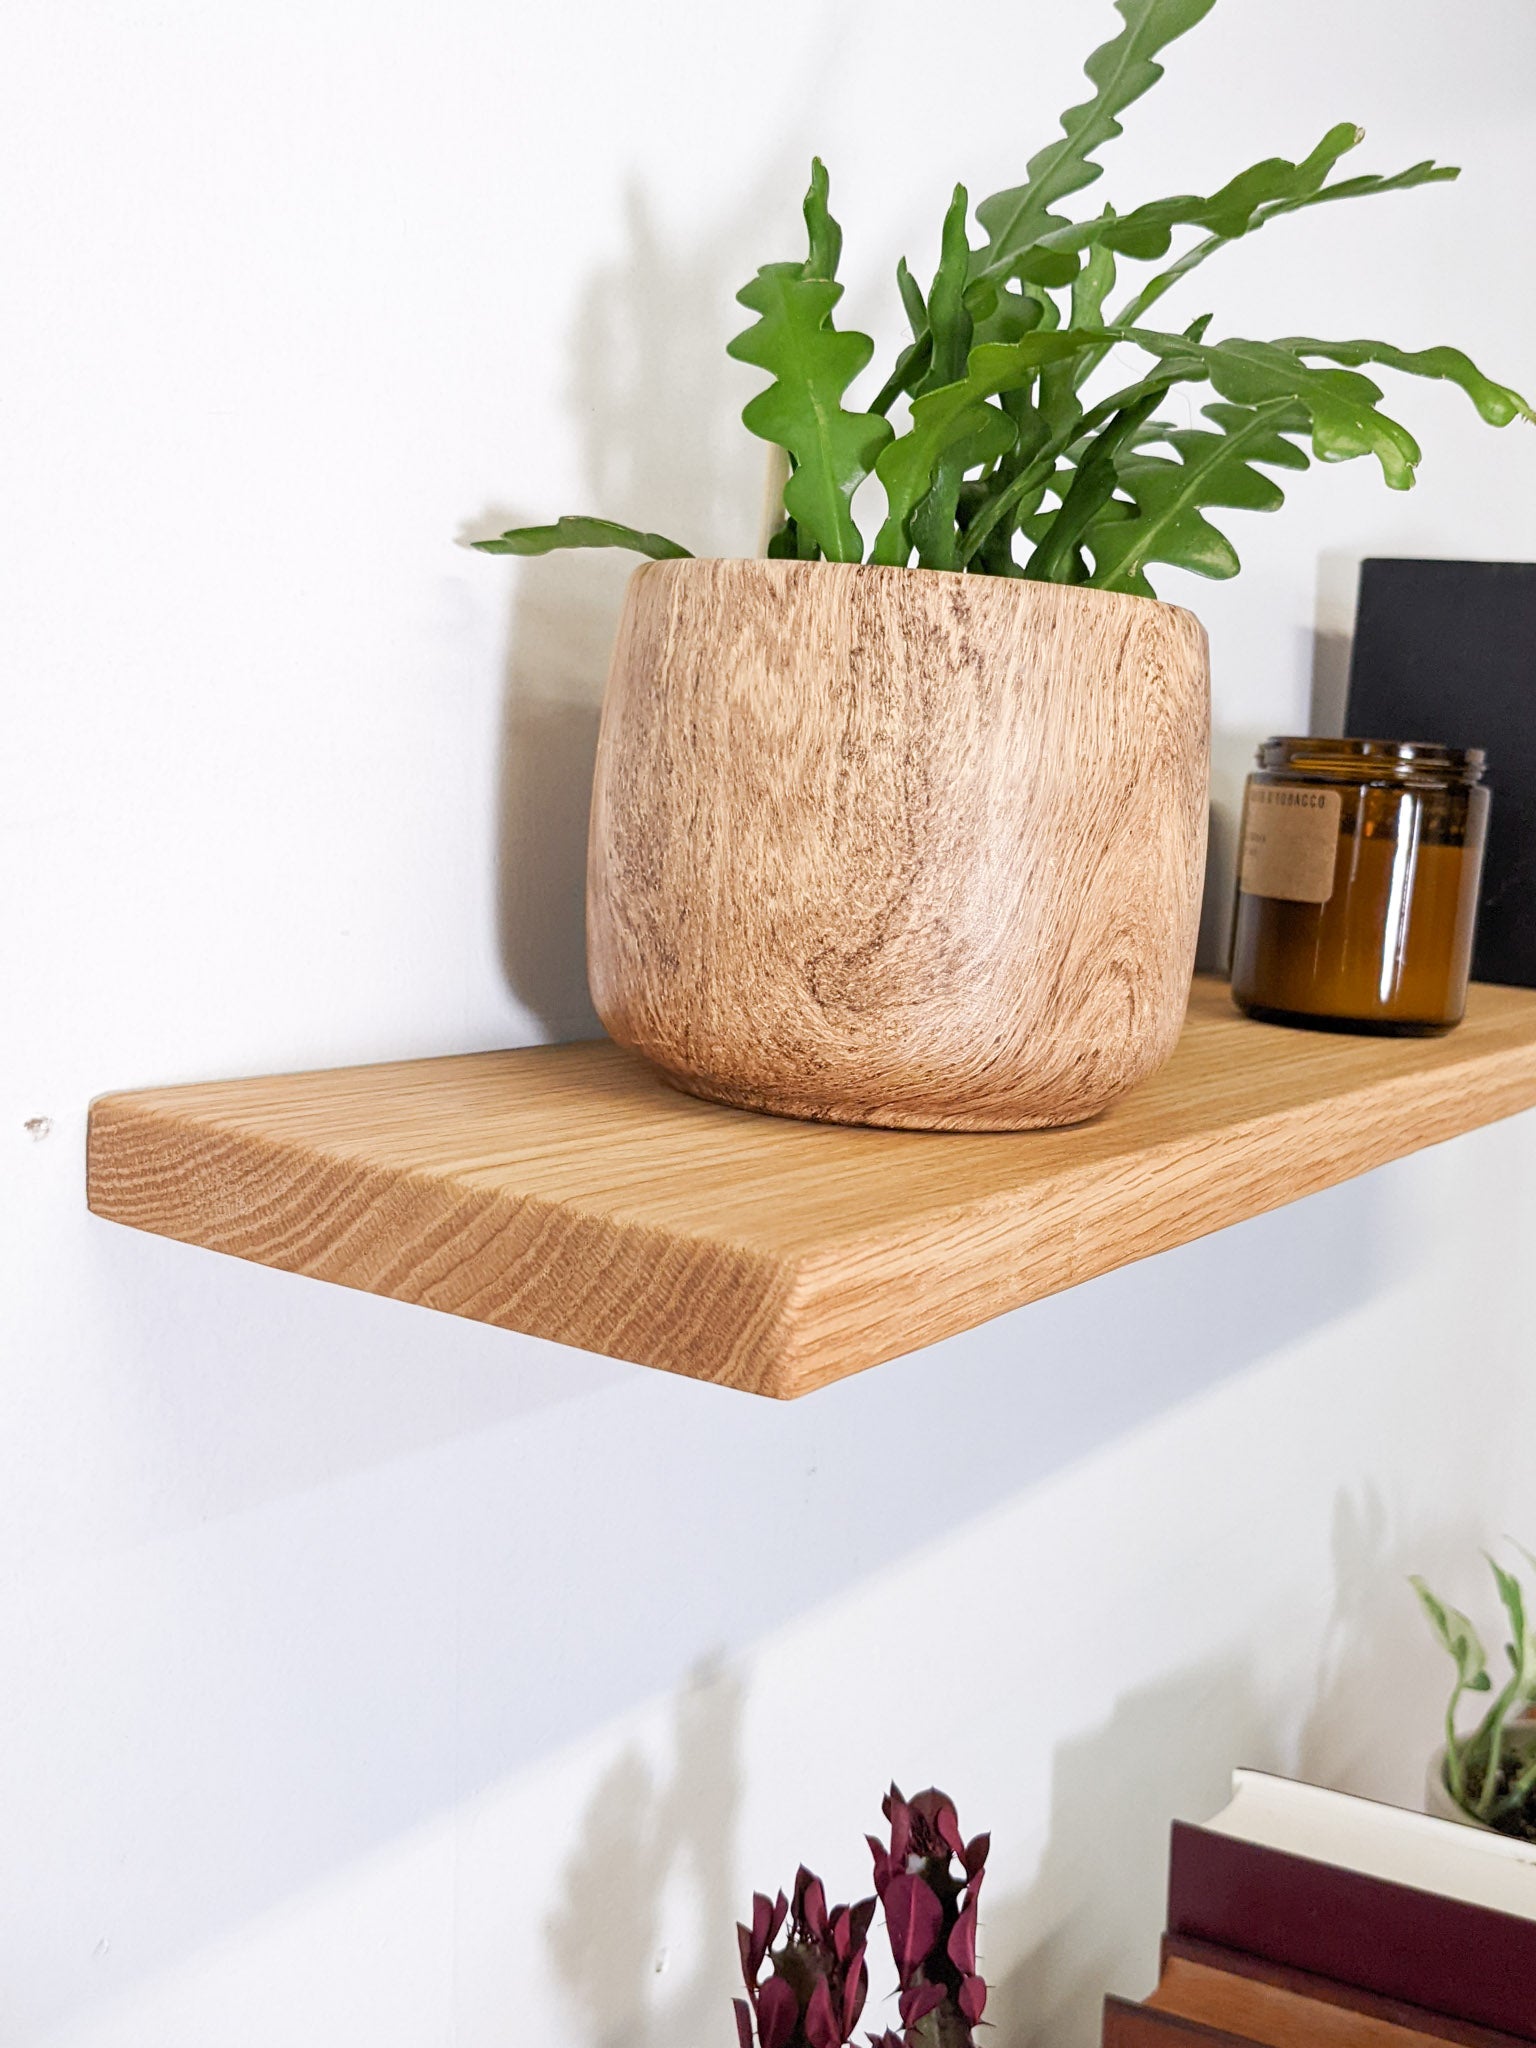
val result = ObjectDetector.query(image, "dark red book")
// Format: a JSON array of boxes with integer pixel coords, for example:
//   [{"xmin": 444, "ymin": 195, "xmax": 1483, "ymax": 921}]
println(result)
[{"xmin": 1166, "ymin": 1774, "xmax": 1536, "ymax": 2041}]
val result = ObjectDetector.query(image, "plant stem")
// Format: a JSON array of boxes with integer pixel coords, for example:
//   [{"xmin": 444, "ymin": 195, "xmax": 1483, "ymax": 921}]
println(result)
[
  {"xmin": 1489, "ymin": 1743, "xmax": 1536, "ymax": 1822},
  {"xmin": 1024, "ymin": 390, "xmax": 1161, "ymax": 583},
  {"xmin": 755, "ymin": 445, "xmax": 791, "ymax": 556},
  {"xmin": 871, "ymin": 333, "xmax": 933, "ymax": 416},
  {"xmin": 1444, "ymin": 1685, "xmax": 1468, "ymax": 1807},
  {"xmin": 956, "ymin": 363, "xmax": 1186, "ymax": 571},
  {"xmin": 956, "ymin": 453, "xmax": 1056, "ymax": 567},
  {"xmin": 1473, "ymin": 1680, "xmax": 1523, "ymax": 1819}
]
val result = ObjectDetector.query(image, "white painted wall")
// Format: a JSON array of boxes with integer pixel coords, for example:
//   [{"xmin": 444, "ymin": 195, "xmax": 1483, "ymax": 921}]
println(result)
[{"xmin": 4, "ymin": 3, "xmax": 1535, "ymax": 2043}]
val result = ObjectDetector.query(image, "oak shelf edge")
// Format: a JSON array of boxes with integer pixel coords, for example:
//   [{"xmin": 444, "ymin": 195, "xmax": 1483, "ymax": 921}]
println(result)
[{"xmin": 86, "ymin": 978, "xmax": 1536, "ymax": 1398}]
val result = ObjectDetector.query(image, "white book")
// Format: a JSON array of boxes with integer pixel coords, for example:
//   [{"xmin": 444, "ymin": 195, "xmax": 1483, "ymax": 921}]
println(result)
[{"xmin": 1203, "ymin": 1768, "xmax": 1536, "ymax": 1920}]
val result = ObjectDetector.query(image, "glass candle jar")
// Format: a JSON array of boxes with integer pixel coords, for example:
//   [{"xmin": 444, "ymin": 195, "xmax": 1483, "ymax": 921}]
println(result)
[{"xmin": 1230, "ymin": 737, "xmax": 1489, "ymax": 1035}]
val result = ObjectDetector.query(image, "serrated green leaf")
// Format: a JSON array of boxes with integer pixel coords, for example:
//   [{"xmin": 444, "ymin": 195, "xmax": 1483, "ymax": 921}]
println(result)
[
  {"xmin": 911, "ymin": 409, "xmax": 1019, "ymax": 570},
  {"xmin": 1055, "ymin": 123, "xmax": 1364, "ymax": 264},
  {"xmin": 896, "ymin": 257, "xmax": 927, "ymax": 339},
  {"xmin": 1086, "ymin": 399, "xmax": 1309, "ymax": 592},
  {"xmin": 869, "ymin": 258, "xmax": 933, "ymax": 413},
  {"xmin": 1110, "ymin": 154, "xmax": 1460, "ymax": 336},
  {"xmin": 957, "ymin": 352, "xmax": 1205, "ymax": 572},
  {"xmin": 871, "ymin": 333, "xmax": 932, "ymax": 418},
  {"xmin": 726, "ymin": 159, "xmax": 892, "ymax": 563},
  {"xmin": 1072, "ymin": 240, "xmax": 1119, "ymax": 327},
  {"xmin": 472, "ymin": 515, "xmax": 692, "ymax": 560},
  {"xmin": 1278, "ymin": 337, "xmax": 1534, "ymax": 427},
  {"xmin": 1122, "ymin": 327, "xmax": 1423, "ymax": 485},
  {"xmin": 922, "ymin": 185, "xmax": 976, "ymax": 392},
  {"xmin": 976, "ymin": 0, "xmax": 1218, "ymax": 277},
  {"xmin": 1025, "ymin": 387, "xmax": 1163, "ymax": 582},
  {"xmin": 903, "ymin": 186, "xmax": 990, "ymax": 567},
  {"xmin": 1012, "ymin": 245, "xmax": 1084, "ymax": 289},
  {"xmin": 970, "ymin": 284, "xmax": 1047, "ymax": 349},
  {"xmin": 1026, "ymin": 285, "xmax": 1064, "ymax": 335},
  {"xmin": 1035, "ymin": 239, "xmax": 1121, "ymax": 456},
  {"xmin": 871, "ymin": 330, "xmax": 1111, "ymax": 566},
  {"xmin": 802, "ymin": 156, "xmax": 841, "ymax": 281},
  {"xmin": 869, "ymin": 230, "xmax": 1077, "ymax": 421}
]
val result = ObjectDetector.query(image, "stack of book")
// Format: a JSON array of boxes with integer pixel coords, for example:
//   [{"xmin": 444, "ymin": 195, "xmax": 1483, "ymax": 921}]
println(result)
[{"xmin": 1106, "ymin": 1770, "xmax": 1536, "ymax": 2046}]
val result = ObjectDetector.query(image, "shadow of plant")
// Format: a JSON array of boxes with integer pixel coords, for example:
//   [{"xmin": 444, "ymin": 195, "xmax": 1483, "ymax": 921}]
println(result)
[
  {"xmin": 490, "ymin": 164, "xmax": 804, "ymax": 1039},
  {"xmin": 1297, "ymin": 1486, "xmax": 1485, "ymax": 1807},
  {"xmin": 546, "ymin": 1658, "xmax": 746, "ymax": 2048},
  {"xmin": 982, "ymin": 1657, "xmax": 1267, "ymax": 2048}
]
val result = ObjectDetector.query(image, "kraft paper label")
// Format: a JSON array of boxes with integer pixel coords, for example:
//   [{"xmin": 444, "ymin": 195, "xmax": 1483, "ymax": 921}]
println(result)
[{"xmin": 1239, "ymin": 783, "xmax": 1342, "ymax": 903}]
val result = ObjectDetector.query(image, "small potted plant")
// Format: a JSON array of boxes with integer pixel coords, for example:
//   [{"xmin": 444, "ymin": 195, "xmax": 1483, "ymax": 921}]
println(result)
[
  {"xmin": 477, "ymin": 0, "xmax": 1529, "ymax": 1131},
  {"xmin": 1413, "ymin": 1548, "xmax": 1536, "ymax": 1839},
  {"xmin": 734, "ymin": 1785, "xmax": 990, "ymax": 2048}
]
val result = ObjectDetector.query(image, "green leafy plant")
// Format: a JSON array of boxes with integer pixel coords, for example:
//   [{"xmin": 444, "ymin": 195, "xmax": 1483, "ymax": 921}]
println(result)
[
  {"xmin": 477, "ymin": 0, "xmax": 1529, "ymax": 596},
  {"xmin": 1413, "ymin": 1546, "xmax": 1536, "ymax": 1838}
]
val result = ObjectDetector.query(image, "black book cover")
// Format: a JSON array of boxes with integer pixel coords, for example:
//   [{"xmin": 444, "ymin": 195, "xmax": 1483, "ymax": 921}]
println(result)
[{"xmin": 1344, "ymin": 557, "xmax": 1536, "ymax": 987}]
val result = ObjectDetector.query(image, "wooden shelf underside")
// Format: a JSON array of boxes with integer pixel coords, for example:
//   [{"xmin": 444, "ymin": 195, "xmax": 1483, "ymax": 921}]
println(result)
[{"xmin": 87, "ymin": 978, "xmax": 1536, "ymax": 1399}]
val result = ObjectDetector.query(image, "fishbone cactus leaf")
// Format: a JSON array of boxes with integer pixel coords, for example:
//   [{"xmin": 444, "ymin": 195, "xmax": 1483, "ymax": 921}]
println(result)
[
  {"xmin": 1276, "ymin": 337, "xmax": 1534, "ymax": 426},
  {"xmin": 726, "ymin": 159, "xmax": 892, "ymax": 563},
  {"xmin": 1110, "ymin": 152, "xmax": 1461, "ymax": 334},
  {"xmin": 905, "ymin": 186, "xmax": 990, "ymax": 568},
  {"xmin": 1084, "ymin": 400, "xmax": 1310, "ymax": 593},
  {"xmin": 872, "ymin": 331, "xmax": 1113, "ymax": 565},
  {"xmin": 472, "ymin": 514, "xmax": 691, "ymax": 560},
  {"xmin": 475, "ymin": 1, "xmax": 1532, "ymax": 597},
  {"xmin": 1122, "ymin": 329, "xmax": 1424, "ymax": 484},
  {"xmin": 976, "ymin": 0, "xmax": 1218, "ymax": 277},
  {"xmin": 1058, "ymin": 122, "xmax": 1366, "ymax": 261}
]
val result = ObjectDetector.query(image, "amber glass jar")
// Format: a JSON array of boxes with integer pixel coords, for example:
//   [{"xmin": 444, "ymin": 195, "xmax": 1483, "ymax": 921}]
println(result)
[{"xmin": 1230, "ymin": 737, "xmax": 1489, "ymax": 1035}]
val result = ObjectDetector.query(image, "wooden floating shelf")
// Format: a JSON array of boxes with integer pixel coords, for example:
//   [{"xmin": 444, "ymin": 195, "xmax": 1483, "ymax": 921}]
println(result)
[{"xmin": 87, "ymin": 978, "xmax": 1536, "ymax": 1400}]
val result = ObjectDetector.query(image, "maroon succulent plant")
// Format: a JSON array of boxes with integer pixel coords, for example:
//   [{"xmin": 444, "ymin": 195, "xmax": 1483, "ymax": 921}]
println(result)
[
  {"xmin": 867, "ymin": 1786, "xmax": 989, "ymax": 2048},
  {"xmin": 734, "ymin": 1864, "xmax": 877, "ymax": 2048}
]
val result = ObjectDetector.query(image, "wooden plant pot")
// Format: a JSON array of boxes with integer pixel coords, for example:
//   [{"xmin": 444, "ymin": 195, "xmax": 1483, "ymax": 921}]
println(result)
[{"xmin": 587, "ymin": 558, "xmax": 1210, "ymax": 1131}]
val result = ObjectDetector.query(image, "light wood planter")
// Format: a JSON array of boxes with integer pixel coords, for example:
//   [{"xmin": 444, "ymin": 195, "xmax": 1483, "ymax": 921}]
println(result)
[{"xmin": 588, "ymin": 558, "xmax": 1210, "ymax": 1130}]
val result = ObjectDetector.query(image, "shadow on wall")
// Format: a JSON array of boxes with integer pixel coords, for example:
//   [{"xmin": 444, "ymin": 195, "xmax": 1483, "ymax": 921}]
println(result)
[
  {"xmin": 535, "ymin": 1488, "xmax": 1494, "ymax": 2048},
  {"xmin": 978, "ymin": 1488, "xmax": 1489, "ymax": 2048},
  {"xmin": 40, "ymin": 190, "xmax": 1452, "ymax": 2048},
  {"xmin": 1195, "ymin": 727, "xmax": 1266, "ymax": 975},
  {"xmin": 444, "ymin": 1163, "xmax": 1406, "ymax": 1796},
  {"xmin": 28, "ymin": 1153, "xmax": 1413, "ymax": 2044},
  {"xmin": 1197, "ymin": 556, "xmax": 1361, "ymax": 976},
  {"xmin": 492, "ymin": 549, "xmax": 628, "ymax": 1041},
  {"xmin": 1297, "ymin": 1486, "xmax": 1485, "ymax": 1807},
  {"xmin": 547, "ymin": 1659, "xmax": 745, "ymax": 2048},
  {"xmin": 1311, "ymin": 626, "xmax": 1354, "ymax": 738},
  {"xmin": 541, "ymin": 1658, "xmax": 1261, "ymax": 2048},
  {"xmin": 490, "ymin": 171, "xmax": 801, "ymax": 1040},
  {"xmin": 985, "ymin": 1656, "xmax": 1268, "ymax": 2048},
  {"xmin": 1310, "ymin": 548, "xmax": 1363, "ymax": 738}
]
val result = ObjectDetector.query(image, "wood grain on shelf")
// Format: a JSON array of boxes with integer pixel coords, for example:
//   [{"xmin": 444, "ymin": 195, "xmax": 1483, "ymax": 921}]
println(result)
[{"xmin": 86, "ymin": 978, "xmax": 1536, "ymax": 1400}]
